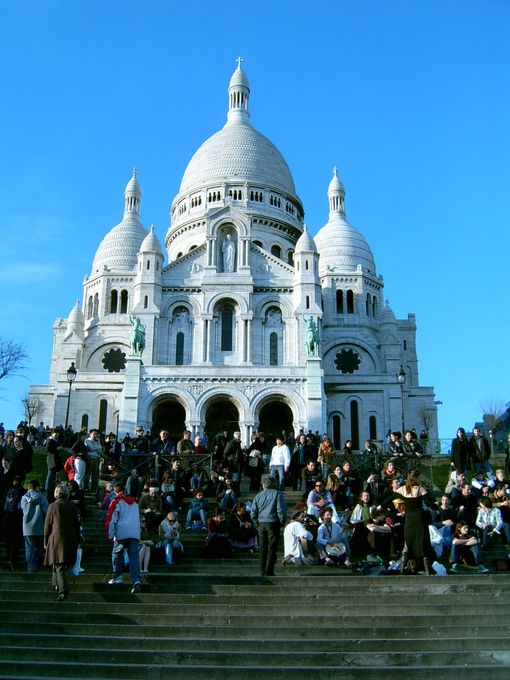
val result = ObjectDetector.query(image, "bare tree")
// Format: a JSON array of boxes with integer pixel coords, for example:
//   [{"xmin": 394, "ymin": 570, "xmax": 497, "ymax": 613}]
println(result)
[
  {"xmin": 22, "ymin": 393, "xmax": 40, "ymax": 426},
  {"xmin": 479, "ymin": 398, "xmax": 507, "ymax": 434},
  {"xmin": 0, "ymin": 337, "xmax": 28, "ymax": 381},
  {"xmin": 420, "ymin": 407, "xmax": 435, "ymax": 434}
]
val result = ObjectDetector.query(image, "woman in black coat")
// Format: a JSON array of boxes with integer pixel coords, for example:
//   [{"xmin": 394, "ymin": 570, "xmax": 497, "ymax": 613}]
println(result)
[{"xmin": 44, "ymin": 484, "xmax": 81, "ymax": 600}]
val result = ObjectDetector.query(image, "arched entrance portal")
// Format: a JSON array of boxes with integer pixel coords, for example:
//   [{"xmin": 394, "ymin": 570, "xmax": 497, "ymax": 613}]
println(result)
[
  {"xmin": 152, "ymin": 399, "xmax": 186, "ymax": 440},
  {"xmin": 205, "ymin": 398, "xmax": 240, "ymax": 440},
  {"xmin": 258, "ymin": 401, "xmax": 294, "ymax": 439}
]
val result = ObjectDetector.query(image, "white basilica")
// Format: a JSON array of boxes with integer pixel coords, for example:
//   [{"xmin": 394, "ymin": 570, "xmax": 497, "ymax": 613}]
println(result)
[{"xmin": 30, "ymin": 62, "xmax": 438, "ymax": 448}]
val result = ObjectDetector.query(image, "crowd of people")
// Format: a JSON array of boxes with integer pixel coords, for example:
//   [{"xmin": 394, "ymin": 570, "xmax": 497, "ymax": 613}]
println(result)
[{"xmin": 1, "ymin": 419, "xmax": 510, "ymax": 597}]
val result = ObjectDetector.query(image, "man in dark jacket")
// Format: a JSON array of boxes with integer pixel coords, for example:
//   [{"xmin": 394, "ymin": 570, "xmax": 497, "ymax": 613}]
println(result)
[
  {"xmin": 250, "ymin": 475, "xmax": 287, "ymax": 576},
  {"xmin": 45, "ymin": 430, "xmax": 63, "ymax": 499},
  {"xmin": 468, "ymin": 427, "xmax": 493, "ymax": 474}
]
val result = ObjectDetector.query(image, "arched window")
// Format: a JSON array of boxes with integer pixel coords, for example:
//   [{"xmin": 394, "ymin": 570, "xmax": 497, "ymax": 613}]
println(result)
[
  {"xmin": 366, "ymin": 293, "xmax": 371, "ymax": 317},
  {"xmin": 144, "ymin": 295, "xmax": 148, "ymax": 309},
  {"xmin": 350, "ymin": 401, "xmax": 359, "ymax": 450},
  {"xmin": 120, "ymin": 290, "xmax": 128, "ymax": 314},
  {"xmin": 93, "ymin": 293, "xmax": 99, "ymax": 317},
  {"xmin": 221, "ymin": 307, "xmax": 234, "ymax": 351},
  {"xmin": 332, "ymin": 415, "xmax": 341, "ymax": 450},
  {"xmin": 175, "ymin": 332, "xmax": 184, "ymax": 365},
  {"xmin": 269, "ymin": 332, "xmax": 278, "ymax": 366},
  {"xmin": 372, "ymin": 295, "xmax": 377, "ymax": 318},
  {"xmin": 305, "ymin": 260, "xmax": 309, "ymax": 270},
  {"xmin": 346, "ymin": 290, "xmax": 354, "ymax": 314},
  {"xmin": 87, "ymin": 296, "xmax": 93, "ymax": 319},
  {"xmin": 110, "ymin": 290, "xmax": 118, "ymax": 314},
  {"xmin": 305, "ymin": 295, "xmax": 310, "ymax": 309},
  {"xmin": 81, "ymin": 414, "xmax": 89, "ymax": 431},
  {"xmin": 99, "ymin": 399, "xmax": 107, "ymax": 433},
  {"xmin": 287, "ymin": 250, "xmax": 294, "ymax": 265},
  {"xmin": 146, "ymin": 260, "xmax": 150, "ymax": 270},
  {"xmin": 369, "ymin": 415, "xmax": 377, "ymax": 440},
  {"xmin": 253, "ymin": 240, "xmax": 262, "ymax": 248},
  {"xmin": 271, "ymin": 245, "xmax": 281, "ymax": 258},
  {"xmin": 336, "ymin": 290, "xmax": 344, "ymax": 314}
]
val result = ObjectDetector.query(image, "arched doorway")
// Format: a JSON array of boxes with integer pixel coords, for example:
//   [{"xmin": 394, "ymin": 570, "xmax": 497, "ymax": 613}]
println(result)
[
  {"xmin": 204, "ymin": 398, "xmax": 240, "ymax": 440},
  {"xmin": 152, "ymin": 399, "xmax": 186, "ymax": 441},
  {"xmin": 258, "ymin": 401, "xmax": 294, "ymax": 440}
]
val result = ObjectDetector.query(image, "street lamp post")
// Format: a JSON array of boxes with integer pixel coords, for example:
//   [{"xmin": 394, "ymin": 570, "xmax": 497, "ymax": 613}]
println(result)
[
  {"xmin": 64, "ymin": 362, "xmax": 77, "ymax": 430},
  {"xmin": 396, "ymin": 365, "xmax": 406, "ymax": 434}
]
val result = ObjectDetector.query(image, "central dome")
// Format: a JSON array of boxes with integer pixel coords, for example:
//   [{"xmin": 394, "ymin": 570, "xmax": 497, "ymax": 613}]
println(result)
[
  {"xmin": 178, "ymin": 62, "xmax": 297, "ymax": 199},
  {"xmin": 179, "ymin": 123, "xmax": 296, "ymax": 196}
]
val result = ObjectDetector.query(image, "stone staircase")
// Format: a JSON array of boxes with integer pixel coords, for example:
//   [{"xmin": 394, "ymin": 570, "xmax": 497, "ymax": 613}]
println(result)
[{"xmin": 1, "ymin": 484, "xmax": 509, "ymax": 678}]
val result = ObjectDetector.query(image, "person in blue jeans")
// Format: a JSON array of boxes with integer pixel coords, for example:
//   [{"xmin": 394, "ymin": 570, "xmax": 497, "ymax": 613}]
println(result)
[
  {"xmin": 106, "ymin": 483, "xmax": 142, "ymax": 593},
  {"xmin": 21, "ymin": 479, "xmax": 49, "ymax": 572},
  {"xmin": 185, "ymin": 490, "xmax": 209, "ymax": 529},
  {"xmin": 217, "ymin": 476, "xmax": 238, "ymax": 510},
  {"xmin": 449, "ymin": 522, "xmax": 488, "ymax": 573}
]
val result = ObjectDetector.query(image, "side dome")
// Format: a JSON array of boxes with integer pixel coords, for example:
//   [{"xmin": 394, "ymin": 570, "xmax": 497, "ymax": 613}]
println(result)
[
  {"xmin": 91, "ymin": 171, "xmax": 148, "ymax": 274},
  {"xmin": 315, "ymin": 168, "xmax": 376, "ymax": 276}
]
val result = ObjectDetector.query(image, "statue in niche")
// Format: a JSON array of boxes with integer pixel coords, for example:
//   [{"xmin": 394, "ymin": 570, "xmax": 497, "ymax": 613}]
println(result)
[
  {"xmin": 265, "ymin": 308, "xmax": 282, "ymax": 326},
  {"xmin": 222, "ymin": 234, "xmax": 236, "ymax": 272},
  {"xmin": 173, "ymin": 308, "xmax": 190, "ymax": 328}
]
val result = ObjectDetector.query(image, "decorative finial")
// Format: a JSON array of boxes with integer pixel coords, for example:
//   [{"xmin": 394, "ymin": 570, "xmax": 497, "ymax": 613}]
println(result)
[
  {"xmin": 132, "ymin": 167, "xmax": 137, "ymax": 178},
  {"xmin": 150, "ymin": 224, "xmax": 154, "ymax": 232},
  {"xmin": 303, "ymin": 223, "xmax": 308, "ymax": 232},
  {"xmin": 333, "ymin": 166, "xmax": 337, "ymax": 177},
  {"xmin": 236, "ymin": 56, "xmax": 243, "ymax": 69}
]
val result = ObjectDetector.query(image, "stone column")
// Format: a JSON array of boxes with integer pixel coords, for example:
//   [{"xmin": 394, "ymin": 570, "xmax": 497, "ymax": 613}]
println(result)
[{"xmin": 118, "ymin": 357, "xmax": 143, "ymax": 435}]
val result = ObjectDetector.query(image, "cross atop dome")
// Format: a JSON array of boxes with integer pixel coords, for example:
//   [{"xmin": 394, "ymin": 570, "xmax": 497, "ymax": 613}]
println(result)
[{"xmin": 236, "ymin": 56, "xmax": 243, "ymax": 69}]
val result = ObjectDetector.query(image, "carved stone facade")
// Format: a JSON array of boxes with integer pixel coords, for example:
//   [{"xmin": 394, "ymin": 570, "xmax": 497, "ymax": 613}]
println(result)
[{"xmin": 30, "ymin": 63, "xmax": 438, "ymax": 448}]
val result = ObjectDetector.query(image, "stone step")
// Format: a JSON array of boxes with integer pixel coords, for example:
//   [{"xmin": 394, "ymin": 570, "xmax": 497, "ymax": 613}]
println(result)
[
  {"xmin": 1, "ymin": 621, "xmax": 508, "ymax": 641},
  {"xmin": 2, "ymin": 633, "xmax": 510, "ymax": 653},
  {"xmin": 2, "ymin": 609, "xmax": 509, "ymax": 627},
  {"xmin": 1, "ymin": 646, "xmax": 510, "ymax": 668},
  {"xmin": 3, "ymin": 587, "xmax": 510, "ymax": 605},
  {"xmin": 0, "ymin": 664, "xmax": 509, "ymax": 680},
  {"xmin": 0, "ymin": 572, "xmax": 507, "ymax": 591}
]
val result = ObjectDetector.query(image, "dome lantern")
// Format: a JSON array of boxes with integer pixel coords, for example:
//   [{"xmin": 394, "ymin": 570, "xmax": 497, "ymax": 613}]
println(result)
[
  {"xmin": 227, "ymin": 57, "xmax": 251, "ymax": 126},
  {"xmin": 328, "ymin": 166, "xmax": 345, "ymax": 217}
]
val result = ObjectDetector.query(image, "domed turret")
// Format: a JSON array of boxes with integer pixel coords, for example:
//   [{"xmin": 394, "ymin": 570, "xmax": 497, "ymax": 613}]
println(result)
[
  {"xmin": 381, "ymin": 300, "xmax": 397, "ymax": 326},
  {"xmin": 64, "ymin": 299, "xmax": 84, "ymax": 340},
  {"xmin": 139, "ymin": 225, "xmax": 163, "ymax": 255},
  {"xmin": 295, "ymin": 224, "xmax": 317, "ymax": 254},
  {"xmin": 91, "ymin": 170, "xmax": 148, "ymax": 274},
  {"xmin": 315, "ymin": 168, "xmax": 376, "ymax": 276}
]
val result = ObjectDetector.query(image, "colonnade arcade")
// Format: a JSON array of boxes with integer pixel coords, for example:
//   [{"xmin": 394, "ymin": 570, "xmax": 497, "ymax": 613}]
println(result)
[{"xmin": 148, "ymin": 393, "xmax": 296, "ymax": 444}]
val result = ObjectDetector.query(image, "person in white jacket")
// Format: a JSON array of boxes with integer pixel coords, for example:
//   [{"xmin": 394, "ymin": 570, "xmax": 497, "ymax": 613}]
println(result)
[
  {"xmin": 283, "ymin": 511, "xmax": 313, "ymax": 565},
  {"xmin": 269, "ymin": 436, "xmax": 291, "ymax": 491}
]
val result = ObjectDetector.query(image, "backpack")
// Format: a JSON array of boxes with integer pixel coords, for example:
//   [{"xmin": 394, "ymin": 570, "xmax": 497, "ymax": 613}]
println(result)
[{"xmin": 4, "ymin": 488, "xmax": 21, "ymax": 513}]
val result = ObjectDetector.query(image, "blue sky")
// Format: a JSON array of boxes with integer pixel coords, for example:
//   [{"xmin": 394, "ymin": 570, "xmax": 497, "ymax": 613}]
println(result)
[{"xmin": 1, "ymin": 0, "xmax": 509, "ymax": 438}]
